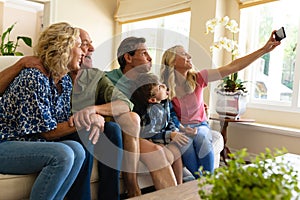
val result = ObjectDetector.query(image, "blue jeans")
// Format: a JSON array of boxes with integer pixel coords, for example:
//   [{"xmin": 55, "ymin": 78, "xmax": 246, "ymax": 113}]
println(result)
[
  {"xmin": 75, "ymin": 121, "xmax": 123, "ymax": 200},
  {"xmin": 0, "ymin": 140, "xmax": 85, "ymax": 200},
  {"xmin": 181, "ymin": 122, "xmax": 214, "ymax": 178},
  {"xmin": 62, "ymin": 131, "xmax": 94, "ymax": 200},
  {"xmin": 95, "ymin": 122, "xmax": 123, "ymax": 200}
]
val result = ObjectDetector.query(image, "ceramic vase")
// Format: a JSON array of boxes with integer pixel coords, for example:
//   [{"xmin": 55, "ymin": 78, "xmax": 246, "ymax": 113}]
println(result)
[{"xmin": 215, "ymin": 90, "xmax": 248, "ymax": 119}]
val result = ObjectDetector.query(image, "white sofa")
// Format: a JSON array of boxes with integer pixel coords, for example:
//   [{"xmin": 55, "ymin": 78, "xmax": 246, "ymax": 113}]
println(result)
[
  {"xmin": 0, "ymin": 58, "xmax": 224, "ymax": 200},
  {"xmin": 0, "ymin": 130, "xmax": 223, "ymax": 200}
]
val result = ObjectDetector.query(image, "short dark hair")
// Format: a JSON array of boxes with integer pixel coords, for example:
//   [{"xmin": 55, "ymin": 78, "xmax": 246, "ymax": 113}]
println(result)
[
  {"xmin": 131, "ymin": 73, "xmax": 159, "ymax": 117},
  {"xmin": 117, "ymin": 37, "xmax": 146, "ymax": 71}
]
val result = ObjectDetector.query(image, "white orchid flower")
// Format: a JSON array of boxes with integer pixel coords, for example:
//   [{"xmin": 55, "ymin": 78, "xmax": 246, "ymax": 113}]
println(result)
[
  {"xmin": 205, "ymin": 18, "xmax": 218, "ymax": 33},
  {"xmin": 210, "ymin": 42, "xmax": 222, "ymax": 52},
  {"xmin": 225, "ymin": 38, "xmax": 236, "ymax": 52},
  {"xmin": 206, "ymin": 16, "xmax": 239, "ymax": 55},
  {"xmin": 232, "ymin": 48, "xmax": 239, "ymax": 57},
  {"xmin": 219, "ymin": 16, "xmax": 229, "ymax": 26},
  {"xmin": 225, "ymin": 19, "xmax": 239, "ymax": 33}
]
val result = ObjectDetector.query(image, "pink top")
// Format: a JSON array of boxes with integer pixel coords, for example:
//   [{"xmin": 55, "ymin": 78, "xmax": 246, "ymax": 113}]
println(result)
[{"xmin": 172, "ymin": 70, "xmax": 208, "ymax": 125}]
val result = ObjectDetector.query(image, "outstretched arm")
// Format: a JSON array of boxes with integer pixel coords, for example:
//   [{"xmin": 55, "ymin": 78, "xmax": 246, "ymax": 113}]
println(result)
[
  {"xmin": 0, "ymin": 56, "xmax": 43, "ymax": 94},
  {"xmin": 207, "ymin": 30, "xmax": 281, "ymax": 82}
]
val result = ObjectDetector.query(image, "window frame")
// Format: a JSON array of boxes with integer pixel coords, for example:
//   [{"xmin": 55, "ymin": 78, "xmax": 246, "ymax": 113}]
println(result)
[
  {"xmin": 237, "ymin": 0, "xmax": 300, "ymax": 128},
  {"xmin": 121, "ymin": 11, "xmax": 192, "ymax": 75}
]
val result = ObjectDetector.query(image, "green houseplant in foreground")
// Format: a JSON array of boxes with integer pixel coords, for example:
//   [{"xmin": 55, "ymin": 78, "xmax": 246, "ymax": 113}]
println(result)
[
  {"xmin": 0, "ymin": 23, "xmax": 32, "ymax": 56},
  {"xmin": 198, "ymin": 148, "xmax": 300, "ymax": 200}
]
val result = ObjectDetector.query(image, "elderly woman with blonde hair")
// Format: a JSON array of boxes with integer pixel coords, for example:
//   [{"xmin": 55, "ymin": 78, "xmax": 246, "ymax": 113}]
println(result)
[{"xmin": 0, "ymin": 22, "xmax": 102, "ymax": 200}]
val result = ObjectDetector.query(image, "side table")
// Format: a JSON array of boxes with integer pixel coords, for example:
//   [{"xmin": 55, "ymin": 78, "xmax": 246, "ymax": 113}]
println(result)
[{"xmin": 209, "ymin": 117, "xmax": 255, "ymax": 165}]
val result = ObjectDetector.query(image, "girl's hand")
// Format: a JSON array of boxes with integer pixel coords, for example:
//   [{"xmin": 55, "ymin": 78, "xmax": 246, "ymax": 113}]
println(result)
[
  {"xmin": 263, "ymin": 30, "xmax": 281, "ymax": 53},
  {"xmin": 171, "ymin": 131, "xmax": 189, "ymax": 146}
]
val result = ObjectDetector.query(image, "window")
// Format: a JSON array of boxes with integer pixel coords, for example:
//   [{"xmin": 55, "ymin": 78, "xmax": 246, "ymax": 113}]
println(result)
[
  {"xmin": 239, "ymin": 0, "xmax": 300, "ymax": 113},
  {"xmin": 121, "ymin": 11, "xmax": 191, "ymax": 74}
]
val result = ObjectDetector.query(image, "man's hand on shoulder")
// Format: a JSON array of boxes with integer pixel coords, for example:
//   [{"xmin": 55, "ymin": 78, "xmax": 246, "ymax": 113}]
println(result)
[{"xmin": 19, "ymin": 56, "xmax": 48, "ymax": 76}]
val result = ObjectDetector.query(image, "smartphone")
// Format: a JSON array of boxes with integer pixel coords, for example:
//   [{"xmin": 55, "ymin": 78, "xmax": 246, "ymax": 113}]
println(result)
[{"xmin": 275, "ymin": 27, "xmax": 286, "ymax": 41}]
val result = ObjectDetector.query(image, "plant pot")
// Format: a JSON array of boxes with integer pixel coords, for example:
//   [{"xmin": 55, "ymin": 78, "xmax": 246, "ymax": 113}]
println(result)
[{"xmin": 215, "ymin": 90, "xmax": 248, "ymax": 119}]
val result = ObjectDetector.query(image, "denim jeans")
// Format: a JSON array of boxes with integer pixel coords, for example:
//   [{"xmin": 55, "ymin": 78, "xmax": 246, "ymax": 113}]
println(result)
[
  {"xmin": 181, "ymin": 122, "xmax": 214, "ymax": 178},
  {"xmin": 95, "ymin": 122, "xmax": 123, "ymax": 200},
  {"xmin": 62, "ymin": 131, "xmax": 94, "ymax": 200},
  {"xmin": 74, "ymin": 121, "xmax": 123, "ymax": 200},
  {"xmin": 0, "ymin": 140, "xmax": 85, "ymax": 200}
]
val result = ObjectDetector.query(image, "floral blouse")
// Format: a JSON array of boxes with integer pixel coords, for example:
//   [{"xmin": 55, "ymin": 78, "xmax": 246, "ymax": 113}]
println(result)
[{"xmin": 0, "ymin": 68, "xmax": 72, "ymax": 142}]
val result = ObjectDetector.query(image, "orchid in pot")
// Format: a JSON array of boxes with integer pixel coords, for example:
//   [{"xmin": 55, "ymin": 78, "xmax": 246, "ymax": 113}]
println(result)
[{"xmin": 206, "ymin": 16, "xmax": 248, "ymax": 119}]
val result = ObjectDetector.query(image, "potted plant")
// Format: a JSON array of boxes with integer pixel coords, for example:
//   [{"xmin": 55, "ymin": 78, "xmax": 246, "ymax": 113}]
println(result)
[
  {"xmin": 206, "ymin": 16, "xmax": 248, "ymax": 119},
  {"xmin": 0, "ymin": 22, "xmax": 32, "ymax": 56},
  {"xmin": 198, "ymin": 148, "xmax": 300, "ymax": 200}
]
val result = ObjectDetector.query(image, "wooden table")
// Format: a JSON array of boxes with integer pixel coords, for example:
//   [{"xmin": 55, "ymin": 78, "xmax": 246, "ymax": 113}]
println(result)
[
  {"xmin": 127, "ymin": 153, "xmax": 300, "ymax": 200},
  {"xmin": 127, "ymin": 180, "xmax": 200, "ymax": 200},
  {"xmin": 209, "ymin": 117, "xmax": 255, "ymax": 165}
]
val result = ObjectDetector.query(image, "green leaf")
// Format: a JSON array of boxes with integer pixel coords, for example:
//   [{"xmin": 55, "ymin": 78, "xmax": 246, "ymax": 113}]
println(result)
[
  {"xmin": 0, "ymin": 23, "xmax": 32, "ymax": 56},
  {"xmin": 14, "ymin": 52, "xmax": 24, "ymax": 56},
  {"xmin": 17, "ymin": 36, "xmax": 32, "ymax": 47},
  {"xmin": 198, "ymin": 148, "xmax": 300, "ymax": 200}
]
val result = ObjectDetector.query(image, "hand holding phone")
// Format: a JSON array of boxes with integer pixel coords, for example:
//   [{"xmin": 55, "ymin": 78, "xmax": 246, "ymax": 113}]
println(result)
[{"xmin": 275, "ymin": 27, "xmax": 286, "ymax": 41}]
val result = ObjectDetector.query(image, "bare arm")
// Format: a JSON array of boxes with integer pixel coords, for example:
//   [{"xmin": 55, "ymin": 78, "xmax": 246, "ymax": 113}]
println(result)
[
  {"xmin": 95, "ymin": 100, "xmax": 131, "ymax": 116},
  {"xmin": 71, "ymin": 100, "xmax": 130, "ymax": 129},
  {"xmin": 0, "ymin": 59, "xmax": 23, "ymax": 94},
  {"xmin": 42, "ymin": 114, "xmax": 103, "ymax": 144},
  {"xmin": 40, "ymin": 121, "xmax": 77, "ymax": 140},
  {"xmin": 0, "ymin": 56, "xmax": 43, "ymax": 94},
  {"xmin": 69, "ymin": 101, "xmax": 129, "ymax": 143},
  {"xmin": 207, "ymin": 30, "xmax": 281, "ymax": 82}
]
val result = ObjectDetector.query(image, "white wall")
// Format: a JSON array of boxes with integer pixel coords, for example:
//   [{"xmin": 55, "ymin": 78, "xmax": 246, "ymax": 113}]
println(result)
[
  {"xmin": 1, "ymin": 0, "xmax": 117, "ymax": 70},
  {"xmin": 1, "ymin": 3, "xmax": 39, "ymax": 56},
  {"xmin": 210, "ymin": 122, "xmax": 300, "ymax": 155},
  {"xmin": 51, "ymin": 0, "xmax": 117, "ymax": 71}
]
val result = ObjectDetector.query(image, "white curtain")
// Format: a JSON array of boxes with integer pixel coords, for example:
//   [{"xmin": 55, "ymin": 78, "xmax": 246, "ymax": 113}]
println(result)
[{"xmin": 114, "ymin": 0, "xmax": 191, "ymax": 23}]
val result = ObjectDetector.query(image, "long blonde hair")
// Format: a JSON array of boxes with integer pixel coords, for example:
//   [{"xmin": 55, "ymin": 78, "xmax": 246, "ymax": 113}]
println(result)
[
  {"xmin": 160, "ymin": 45, "xmax": 197, "ymax": 99},
  {"xmin": 34, "ymin": 22, "xmax": 80, "ymax": 81}
]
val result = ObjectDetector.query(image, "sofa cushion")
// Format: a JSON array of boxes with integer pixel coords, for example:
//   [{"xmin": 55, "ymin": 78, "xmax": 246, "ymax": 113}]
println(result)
[{"xmin": 0, "ymin": 173, "xmax": 37, "ymax": 200}]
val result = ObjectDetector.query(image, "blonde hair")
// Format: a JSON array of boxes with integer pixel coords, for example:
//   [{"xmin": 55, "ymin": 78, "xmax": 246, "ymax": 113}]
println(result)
[
  {"xmin": 160, "ymin": 45, "xmax": 197, "ymax": 99},
  {"xmin": 34, "ymin": 22, "xmax": 80, "ymax": 81}
]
